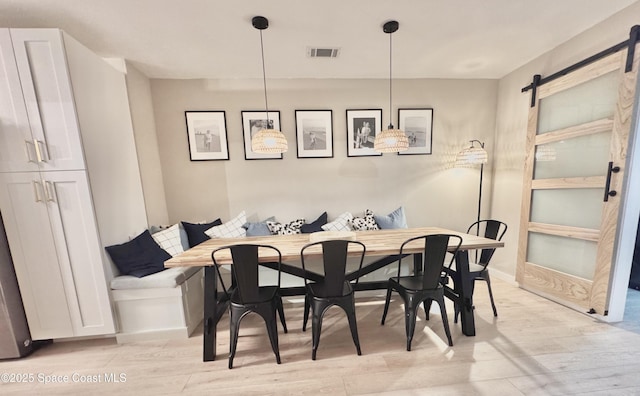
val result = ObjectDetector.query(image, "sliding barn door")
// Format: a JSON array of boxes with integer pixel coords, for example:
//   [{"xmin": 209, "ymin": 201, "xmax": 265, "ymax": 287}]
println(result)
[{"xmin": 516, "ymin": 45, "xmax": 640, "ymax": 315}]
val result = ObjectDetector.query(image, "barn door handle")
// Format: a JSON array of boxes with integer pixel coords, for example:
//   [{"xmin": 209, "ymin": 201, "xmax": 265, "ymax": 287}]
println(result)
[{"xmin": 603, "ymin": 161, "xmax": 620, "ymax": 202}]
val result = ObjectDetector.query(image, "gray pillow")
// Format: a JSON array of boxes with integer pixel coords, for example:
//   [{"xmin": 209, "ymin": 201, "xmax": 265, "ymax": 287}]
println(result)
[
  {"xmin": 243, "ymin": 216, "xmax": 276, "ymax": 236},
  {"xmin": 374, "ymin": 207, "xmax": 408, "ymax": 229}
]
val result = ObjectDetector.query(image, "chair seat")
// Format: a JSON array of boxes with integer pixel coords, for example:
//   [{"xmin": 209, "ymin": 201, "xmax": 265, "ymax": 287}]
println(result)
[
  {"xmin": 389, "ymin": 276, "xmax": 444, "ymax": 292},
  {"xmin": 308, "ymin": 281, "xmax": 353, "ymax": 298},
  {"xmin": 230, "ymin": 285, "xmax": 278, "ymax": 305},
  {"xmin": 448, "ymin": 261, "xmax": 487, "ymax": 275}
]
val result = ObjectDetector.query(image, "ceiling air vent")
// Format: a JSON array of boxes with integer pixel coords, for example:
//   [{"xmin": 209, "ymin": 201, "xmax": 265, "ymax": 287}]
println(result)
[{"xmin": 307, "ymin": 47, "xmax": 340, "ymax": 58}]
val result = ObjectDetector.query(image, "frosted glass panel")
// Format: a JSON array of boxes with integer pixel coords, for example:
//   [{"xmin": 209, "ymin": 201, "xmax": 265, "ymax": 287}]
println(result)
[
  {"xmin": 537, "ymin": 71, "xmax": 617, "ymax": 134},
  {"xmin": 527, "ymin": 233, "xmax": 597, "ymax": 279},
  {"xmin": 534, "ymin": 131, "xmax": 611, "ymax": 179},
  {"xmin": 530, "ymin": 189, "xmax": 603, "ymax": 229}
]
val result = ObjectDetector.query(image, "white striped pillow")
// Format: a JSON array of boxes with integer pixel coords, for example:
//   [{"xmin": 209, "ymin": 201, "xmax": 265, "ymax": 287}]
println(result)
[
  {"xmin": 321, "ymin": 212, "xmax": 353, "ymax": 232},
  {"xmin": 151, "ymin": 223, "xmax": 185, "ymax": 257},
  {"xmin": 205, "ymin": 211, "xmax": 247, "ymax": 238}
]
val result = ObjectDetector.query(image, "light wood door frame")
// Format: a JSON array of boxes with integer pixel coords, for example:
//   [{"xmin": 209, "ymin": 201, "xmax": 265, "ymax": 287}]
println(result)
[{"xmin": 516, "ymin": 46, "xmax": 640, "ymax": 314}]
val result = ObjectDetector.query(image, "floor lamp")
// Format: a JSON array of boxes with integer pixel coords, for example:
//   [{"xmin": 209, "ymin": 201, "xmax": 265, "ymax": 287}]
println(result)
[{"xmin": 455, "ymin": 140, "xmax": 488, "ymax": 236}]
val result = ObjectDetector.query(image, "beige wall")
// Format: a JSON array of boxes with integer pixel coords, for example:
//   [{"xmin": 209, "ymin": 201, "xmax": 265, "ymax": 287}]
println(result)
[
  {"xmin": 125, "ymin": 62, "xmax": 169, "ymax": 226},
  {"xmin": 490, "ymin": 3, "xmax": 640, "ymax": 277},
  {"xmin": 139, "ymin": 3, "xmax": 639, "ymax": 280},
  {"xmin": 150, "ymin": 78, "xmax": 498, "ymax": 231}
]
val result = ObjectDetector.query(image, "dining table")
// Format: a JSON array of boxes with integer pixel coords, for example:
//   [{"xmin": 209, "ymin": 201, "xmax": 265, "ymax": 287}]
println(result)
[{"xmin": 165, "ymin": 226, "xmax": 504, "ymax": 362}]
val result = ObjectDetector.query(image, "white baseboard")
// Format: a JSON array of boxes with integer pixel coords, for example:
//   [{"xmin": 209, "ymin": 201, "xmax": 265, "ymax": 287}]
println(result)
[
  {"xmin": 115, "ymin": 328, "xmax": 190, "ymax": 344},
  {"xmin": 488, "ymin": 267, "xmax": 518, "ymax": 286}
]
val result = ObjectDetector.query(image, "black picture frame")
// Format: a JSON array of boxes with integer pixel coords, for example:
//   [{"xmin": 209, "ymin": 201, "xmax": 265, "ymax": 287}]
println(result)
[
  {"xmin": 346, "ymin": 109, "xmax": 383, "ymax": 157},
  {"xmin": 295, "ymin": 110, "xmax": 334, "ymax": 158},
  {"xmin": 185, "ymin": 111, "xmax": 229, "ymax": 161},
  {"xmin": 241, "ymin": 110, "xmax": 283, "ymax": 160},
  {"xmin": 398, "ymin": 108, "xmax": 434, "ymax": 155}
]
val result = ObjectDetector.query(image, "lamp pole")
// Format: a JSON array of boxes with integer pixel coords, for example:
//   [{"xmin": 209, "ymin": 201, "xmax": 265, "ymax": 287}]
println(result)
[{"xmin": 470, "ymin": 139, "xmax": 485, "ymax": 236}]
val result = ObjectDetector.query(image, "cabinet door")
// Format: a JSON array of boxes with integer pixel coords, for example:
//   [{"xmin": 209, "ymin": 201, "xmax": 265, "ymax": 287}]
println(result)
[
  {"xmin": 43, "ymin": 171, "xmax": 115, "ymax": 336},
  {"xmin": 0, "ymin": 29, "xmax": 39, "ymax": 173},
  {"xmin": 0, "ymin": 172, "xmax": 73, "ymax": 339},
  {"xmin": 9, "ymin": 29, "xmax": 85, "ymax": 171}
]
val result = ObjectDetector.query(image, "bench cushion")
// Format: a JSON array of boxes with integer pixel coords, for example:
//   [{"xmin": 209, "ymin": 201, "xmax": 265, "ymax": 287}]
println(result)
[{"xmin": 111, "ymin": 266, "xmax": 201, "ymax": 290}]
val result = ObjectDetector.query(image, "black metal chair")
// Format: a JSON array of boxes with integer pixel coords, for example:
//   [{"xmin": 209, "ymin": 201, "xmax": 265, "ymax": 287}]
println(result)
[
  {"xmin": 300, "ymin": 239, "xmax": 366, "ymax": 360},
  {"xmin": 381, "ymin": 234, "xmax": 462, "ymax": 350},
  {"xmin": 452, "ymin": 220, "xmax": 507, "ymax": 323},
  {"xmin": 211, "ymin": 244, "xmax": 288, "ymax": 369}
]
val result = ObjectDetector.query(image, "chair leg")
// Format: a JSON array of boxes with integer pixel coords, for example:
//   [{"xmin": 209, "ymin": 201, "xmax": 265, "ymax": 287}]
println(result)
[
  {"xmin": 277, "ymin": 295, "xmax": 288, "ymax": 333},
  {"xmin": 259, "ymin": 305, "xmax": 282, "ymax": 365},
  {"xmin": 302, "ymin": 294, "xmax": 310, "ymax": 332},
  {"xmin": 381, "ymin": 285, "xmax": 393, "ymax": 325},
  {"xmin": 265, "ymin": 317, "xmax": 281, "ymax": 364},
  {"xmin": 311, "ymin": 305, "xmax": 325, "ymax": 361},
  {"xmin": 454, "ymin": 302, "xmax": 459, "ymax": 324},
  {"xmin": 228, "ymin": 310, "xmax": 242, "ymax": 369},
  {"xmin": 404, "ymin": 297, "xmax": 419, "ymax": 351},
  {"xmin": 423, "ymin": 300, "xmax": 432, "ymax": 321},
  {"xmin": 484, "ymin": 273, "xmax": 498, "ymax": 317},
  {"xmin": 345, "ymin": 298, "xmax": 362, "ymax": 356},
  {"xmin": 436, "ymin": 295, "xmax": 453, "ymax": 347}
]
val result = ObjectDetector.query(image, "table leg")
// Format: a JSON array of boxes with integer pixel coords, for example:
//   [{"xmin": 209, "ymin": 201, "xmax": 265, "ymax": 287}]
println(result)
[
  {"xmin": 454, "ymin": 250, "xmax": 476, "ymax": 336},
  {"xmin": 203, "ymin": 265, "xmax": 218, "ymax": 361}
]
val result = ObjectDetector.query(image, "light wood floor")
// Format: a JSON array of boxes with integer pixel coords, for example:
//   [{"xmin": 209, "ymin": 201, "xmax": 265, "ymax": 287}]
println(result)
[{"xmin": 2, "ymin": 278, "xmax": 640, "ymax": 395}]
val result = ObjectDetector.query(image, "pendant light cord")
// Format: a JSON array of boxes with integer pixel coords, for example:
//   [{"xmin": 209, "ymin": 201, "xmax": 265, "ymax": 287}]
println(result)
[
  {"xmin": 388, "ymin": 30, "xmax": 393, "ymax": 129},
  {"xmin": 259, "ymin": 29, "xmax": 271, "ymax": 124}
]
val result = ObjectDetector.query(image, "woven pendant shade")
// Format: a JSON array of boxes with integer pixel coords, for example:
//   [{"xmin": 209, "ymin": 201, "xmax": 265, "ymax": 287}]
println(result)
[
  {"xmin": 251, "ymin": 128, "xmax": 288, "ymax": 153},
  {"xmin": 455, "ymin": 145, "xmax": 488, "ymax": 167},
  {"xmin": 374, "ymin": 128, "xmax": 409, "ymax": 153}
]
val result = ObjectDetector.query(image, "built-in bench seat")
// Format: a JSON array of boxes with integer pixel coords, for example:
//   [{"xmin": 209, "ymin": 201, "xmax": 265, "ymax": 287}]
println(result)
[
  {"xmin": 110, "ymin": 266, "xmax": 204, "ymax": 343},
  {"xmin": 106, "ymin": 208, "xmax": 407, "ymax": 343}
]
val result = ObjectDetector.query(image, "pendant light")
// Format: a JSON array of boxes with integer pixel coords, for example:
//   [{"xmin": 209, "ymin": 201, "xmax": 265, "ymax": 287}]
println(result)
[
  {"xmin": 374, "ymin": 20, "xmax": 408, "ymax": 153},
  {"xmin": 251, "ymin": 16, "xmax": 288, "ymax": 154}
]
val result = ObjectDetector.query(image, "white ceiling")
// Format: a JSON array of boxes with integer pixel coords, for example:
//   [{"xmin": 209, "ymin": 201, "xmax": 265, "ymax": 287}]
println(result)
[{"xmin": 0, "ymin": 0, "xmax": 637, "ymax": 80}]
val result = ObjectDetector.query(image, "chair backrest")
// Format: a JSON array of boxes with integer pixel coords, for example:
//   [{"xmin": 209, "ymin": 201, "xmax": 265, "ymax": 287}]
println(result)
[
  {"xmin": 300, "ymin": 239, "xmax": 366, "ymax": 296},
  {"xmin": 211, "ymin": 244, "xmax": 282, "ymax": 304},
  {"xmin": 398, "ymin": 234, "xmax": 463, "ymax": 289},
  {"xmin": 467, "ymin": 220, "xmax": 507, "ymax": 267}
]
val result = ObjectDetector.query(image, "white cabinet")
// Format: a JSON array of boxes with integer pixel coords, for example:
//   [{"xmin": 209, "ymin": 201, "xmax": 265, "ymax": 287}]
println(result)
[
  {"xmin": 0, "ymin": 171, "xmax": 114, "ymax": 339},
  {"xmin": 0, "ymin": 30, "xmax": 38, "ymax": 173},
  {"xmin": 0, "ymin": 29, "xmax": 85, "ymax": 173},
  {"xmin": 0, "ymin": 28, "xmax": 148, "ymax": 340}
]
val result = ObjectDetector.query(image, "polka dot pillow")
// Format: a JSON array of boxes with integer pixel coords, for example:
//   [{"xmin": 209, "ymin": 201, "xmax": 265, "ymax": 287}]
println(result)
[
  {"xmin": 349, "ymin": 209, "xmax": 379, "ymax": 231},
  {"xmin": 267, "ymin": 219, "xmax": 306, "ymax": 235}
]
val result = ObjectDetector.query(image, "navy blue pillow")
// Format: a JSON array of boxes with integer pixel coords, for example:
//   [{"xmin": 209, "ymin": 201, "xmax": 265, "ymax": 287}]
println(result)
[
  {"xmin": 301, "ymin": 212, "xmax": 328, "ymax": 234},
  {"xmin": 182, "ymin": 219, "xmax": 222, "ymax": 247},
  {"xmin": 105, "ymin": 230, "xmax": 170, "ymax": 278}
]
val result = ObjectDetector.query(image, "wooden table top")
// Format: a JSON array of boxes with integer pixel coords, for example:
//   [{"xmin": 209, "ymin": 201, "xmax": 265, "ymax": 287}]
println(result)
[{"xmin": 165, "ymin": 227, "xmax": 504, "ymax": 267}]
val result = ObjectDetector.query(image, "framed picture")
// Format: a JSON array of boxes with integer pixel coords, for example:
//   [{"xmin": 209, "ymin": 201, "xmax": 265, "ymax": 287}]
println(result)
[
  {"xmin": 398, "ymin": 108, "xmax": 433, "ymax": 155},
  {"xmin": 346, "ymin": 109, "xmax": 382, "ymax": 157},
  {"xmin": 241, "ymin": 110, "xmax": 283, "ymax": 160},
  {"xmin": 184, "ymin": 111, "xmax": 229, "ymax": 161},
  {"xmin": 295, "ymin": 110, "xmax": 333, "ymax": 158}
]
